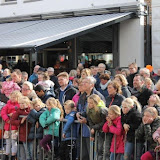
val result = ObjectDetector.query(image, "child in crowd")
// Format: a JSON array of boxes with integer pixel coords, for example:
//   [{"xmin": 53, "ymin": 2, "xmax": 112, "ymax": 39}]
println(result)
[
  {"xmin": 143, "ymin": 94, "xmax": 160, "ymax": 115},
  {"xmin": 58, "ymin": 100, "xmax": 77, "ymax": 160},
  {"xmin": 136, "ymin": 107, "xmax": 160, "ymax": 160},
  {"xmin": 103, "ymin": 105, "xmax": 125, "ymax": 160},
  {"xmin": 11, "ymin": 96, "xmax": 31, "ymax": 160},
  {"xmin": 87, "ymin": 94, "xmax": 108, "ymax": 160},
  {"xmin": 130, "ymin": 96, "xmax": 142, "ymax": 113},
  {"xmin": 36, "ymin": 72, "xmax": 55, "ymax": 92},
  {"xmin": 39, "ymin": 97, "xmax": 63, "ymax": 158},
  {"xmin": 144, "ymin": 77, "xmax": 154, "ymax": 91},
  {"xmin": 152, "ymin": 127, "xmax": 160, "ymax": 159},
  {"xmin": 121, "ymin": 98, "xmax": 142, "ymax": 160},
  {"xmin": 1, "ymin": 77, "xmax": 21, "ymax": 98},
  {"xmin": 27, "ymin": 98, "xmax": 46, "ymax": 160},
  {"xmin": 1, "ymin": 91, "xmax": 22, "ymax": 160}
]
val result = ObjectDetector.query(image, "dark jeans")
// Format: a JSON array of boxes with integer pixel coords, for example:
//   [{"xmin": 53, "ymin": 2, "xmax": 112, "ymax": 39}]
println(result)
[{"xmin": 58, "ymin": 140, "xmax": 76, "ymax": 160}]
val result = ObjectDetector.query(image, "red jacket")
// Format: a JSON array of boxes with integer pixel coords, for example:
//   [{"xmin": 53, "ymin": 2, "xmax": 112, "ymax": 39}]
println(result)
[
  {"xmin": 103, "ymin": 116, "xmax": 125, "ymax": 153},
  {"xmin": 11, "ymin": 107, "xmax": 30, "ymax": 142},
  {"xmin": 1, "ymin": 100, "xmax": 20, "ymax": 131}
]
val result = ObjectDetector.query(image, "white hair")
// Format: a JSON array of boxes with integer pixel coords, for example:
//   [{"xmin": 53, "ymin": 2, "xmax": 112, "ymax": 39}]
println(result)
[
  {"xmin": 23, "ymin": 81, "xmax": 33, "ymax": 90},
  {"xmin": 85, "ymin": 76, "xmax": 96, "ymax": 85}
]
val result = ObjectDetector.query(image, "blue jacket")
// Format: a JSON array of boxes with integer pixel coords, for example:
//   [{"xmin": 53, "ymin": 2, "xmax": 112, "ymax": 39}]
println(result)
[
  {"xmin": 39, "ymin": 108, "xmax": 61, "ymax": 137},
  {"xmin": 29, "ymin": 73, "xmax": 38, "ymax": 83},
  {"xmin": 62, "ymin": 111, "xmax": 77, "ymax": 141}
]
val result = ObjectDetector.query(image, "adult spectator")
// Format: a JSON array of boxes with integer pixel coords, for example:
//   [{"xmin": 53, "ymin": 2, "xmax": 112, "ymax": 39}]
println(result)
[
  {"xmin": 47, "ymin": 67, "xmax": 59, "ymax": 90},
  {"xmin": 0, "ymin": 64, "xmax": 3, "ymax": 80},
  {"xmin": 95, "ymin": 63, "xmax": 106, "ymax": 89},
  {"xmin": 32, "ymin": 67, "xmax": 46, "ymax": 85},
  {"xmin": 90, "ymin": 66, "xmax": 98, "ymax": 77},
  {"xmin": 139, "ymin": 68, "xmax": 150, "ymax": 78},
  {"xmin": 97, "ymin": 73, "xmax": 111, "ymax": 98},
  {"xmin": 76, "ymin": 67, "xmax": 83, "ymax": 79},
  {"xmin": 154, "ymin": 69, "xmax": 160, "ymax": 83},
  {"xmin": 69, "ymin": 69, "xmax": 77, "ymax": 83},
  {"xmin": 55, "ymin": 72, "xmax": 77, "ymax": 106},
  {"xmin": 1, "ymin": 68, "xmax": 11, "ymax": 82},
  {"xmin": 115, "ymin": 66, "xmax": 122, "ymax": 75},
  {"xmin": 11, "ymin": 69, "xmax": 23, "ymax": 87},
  {"xmin": 114, "ymin": 74, "xmax": 131, "ymax": 98},
  {"xmin": 34, "ymin": 84, "xmax": 54, "ymax": 103},
  {"xmin": 28, "ymin": 65, "xmax": 40, "ymax": 83},
  {"xmin": 106, "ymin": 80, "xmax": 125, "ymax": 108},
  {"xmin": 121, "ymin": 69, "xmax": 130, "ymax": 78},
  {"xmin": 131, "ymin": 74, "xmax": 153, "ymax": 108},
  {"xmin": 21, "ymin": 71, "xmax": 28, "ymax": 83},
  {"xmin": 76, "ymin": 76, "xmax": 106, "ymax": 160},
  {"xmin": 139, "ymin": 68, "xmax": 155, "ymax": 90},
  {"xmin": 81, "ymin": 68, "xmax": 91, "ymax": 79},
  {"xmin": 22, "ymin": 81, "xmax": 37, "ymax": 100},
  {"xmin": 127, "ymin": 62, "xmax": 138, "ymax": 88}
]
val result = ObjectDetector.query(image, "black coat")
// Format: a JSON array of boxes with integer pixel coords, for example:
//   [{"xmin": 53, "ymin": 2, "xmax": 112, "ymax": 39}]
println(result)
[
  {"xmin": 127, "ymin": 71, "xmax": 138, "ymax": 88},
  {"xmin": 27, "ymin": 107, "xmax": 46, "ymax": 140},
  {"xmin": 50, "ymin": 75, "xmax": 59, "ymax": 90},
  {"xmin": 121, "ymin": 107, "xmax": 142, "ymax": 142},
  {"xmin": 40, "ymin": 90, "xmax": 54, "ymax": 103},
  {"xmin": 131, "ymin": 86, "xmax": 153, "ymax": 107},
  {"xmin": 55, "ymin": 84, "xmax": 78, "ymax": 105},
  {"xmin": 106, "ymin": 93, "xmax": 125, "ymax": 108}
]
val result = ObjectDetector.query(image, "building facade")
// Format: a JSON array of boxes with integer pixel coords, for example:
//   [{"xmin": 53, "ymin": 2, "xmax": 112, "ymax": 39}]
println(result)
[
  {"xmin": 152, "ymin": 0, "xmax": 160, "ymax": 72},
  {"xmin": 0, "ymin": 0, "xmax": 146, "ymax": 72}
]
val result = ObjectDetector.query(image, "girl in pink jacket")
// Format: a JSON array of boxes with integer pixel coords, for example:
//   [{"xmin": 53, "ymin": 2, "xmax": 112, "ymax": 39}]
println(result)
[
  {"xmin": 103, "ymin": 105, "xmax": 125, "ymax": 160},
  {"xmin": 1, "ymin": 91, "xmax": 22, "ymax": 160}
]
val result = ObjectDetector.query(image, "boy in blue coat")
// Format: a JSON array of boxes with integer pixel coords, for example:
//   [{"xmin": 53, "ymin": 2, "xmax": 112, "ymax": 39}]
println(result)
[{"xmin": 58, "ymin": 100, "xmax": 77, "ymax": 160}]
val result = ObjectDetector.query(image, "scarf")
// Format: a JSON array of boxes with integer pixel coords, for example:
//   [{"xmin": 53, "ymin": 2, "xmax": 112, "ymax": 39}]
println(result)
[{"xmin": 100, "ymin": 79, "xmax": 111, "ymax": 90}]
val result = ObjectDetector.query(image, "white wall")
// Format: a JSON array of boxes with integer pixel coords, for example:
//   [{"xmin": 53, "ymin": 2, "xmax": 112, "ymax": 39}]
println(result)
[
  {"xmin": 152, "ymin": 0, "xmax": 160, "ymax": 72},
  {"xmin": 119, "ymin": 17, "xmax": 144, "ymax": 68},
  {"xmin": 0, "ymin": 0, "xmax": 136, "ymax": 18}
]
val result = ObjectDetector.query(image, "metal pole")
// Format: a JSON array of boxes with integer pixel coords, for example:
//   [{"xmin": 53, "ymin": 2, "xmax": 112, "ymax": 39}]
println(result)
[
  {"xmin": 113, "ymin": 135, "xmax": 116, "ymax": 160},
  {"xmin": 80, "ymin": 123, "xmax": 82, "ymax": 160},
  {"xmin": 103, "ymin": 133, "xmax": 106, "ymax": 160},
  {"xmin": 52, "ymin": 122, "xmax": 55, "ymax": 160}
]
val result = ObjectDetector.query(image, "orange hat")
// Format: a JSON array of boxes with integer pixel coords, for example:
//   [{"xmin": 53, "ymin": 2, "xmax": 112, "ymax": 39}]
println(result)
[{"xmin": 146, "ymin": 65, "xmax": 153, "ymax": 72}]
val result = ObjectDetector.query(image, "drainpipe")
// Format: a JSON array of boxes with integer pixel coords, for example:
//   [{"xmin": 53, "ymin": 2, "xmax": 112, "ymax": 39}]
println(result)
[{"xmin": 146, "ymin": 5, "xmax": 151, "ymax": 65}]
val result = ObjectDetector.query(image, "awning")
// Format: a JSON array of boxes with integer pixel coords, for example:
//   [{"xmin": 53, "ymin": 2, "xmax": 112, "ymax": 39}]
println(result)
[{"xmin": 0, "ymin": 12, "xmax": 134, "ymax": 50}]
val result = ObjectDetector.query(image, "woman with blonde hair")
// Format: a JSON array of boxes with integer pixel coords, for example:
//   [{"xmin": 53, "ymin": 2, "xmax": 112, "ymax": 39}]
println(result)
[
  {"xmin": 87, "ymin": 94, "xmax": 108, "ymax": 160},
  {"xmin": 121, "ymin": 98, "xmax": 142, "ymax": 160},
  {"xmin": 130, "ymin": 95, "xmax": 142, "ymax": 113},
  {"xmin": 81, "ymin": 68, "xmax": 91, "ymax": 79},
  {"xmin": 114, "ymin": 74, "xmax": 131, "ymax": 98}
]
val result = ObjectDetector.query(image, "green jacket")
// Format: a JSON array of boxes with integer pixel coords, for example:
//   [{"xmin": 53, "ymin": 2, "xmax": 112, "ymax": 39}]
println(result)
[
  {"xmin": 135, "ymin": 117, "xmax": 160, "ymax": 150},
  {"xmin": 39, "ymin": 108, "xmax": 61, "ymax": 137}
]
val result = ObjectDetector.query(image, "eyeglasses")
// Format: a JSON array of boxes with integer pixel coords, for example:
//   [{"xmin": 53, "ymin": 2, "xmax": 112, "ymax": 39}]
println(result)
[{"xmin": 22, "ymin": 88, "xmax": 30, "ymax": 91}]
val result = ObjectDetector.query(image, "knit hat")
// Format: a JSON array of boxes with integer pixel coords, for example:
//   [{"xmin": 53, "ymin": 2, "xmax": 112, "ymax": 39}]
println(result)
[{"xmin": 146, "ymin": 65, "xmax": 153, "ymax": 72}]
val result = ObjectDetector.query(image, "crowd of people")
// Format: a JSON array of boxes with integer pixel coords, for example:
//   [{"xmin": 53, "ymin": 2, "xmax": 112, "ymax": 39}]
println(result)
[{"xmin": 0, "ymin": 62, "xmax": 160, "ymax": 160}]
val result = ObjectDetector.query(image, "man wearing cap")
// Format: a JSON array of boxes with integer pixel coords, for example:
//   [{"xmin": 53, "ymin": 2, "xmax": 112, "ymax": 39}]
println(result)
[{"xmin": 47, "ymin": 67, "xmax": 59, "ymax": 90}]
